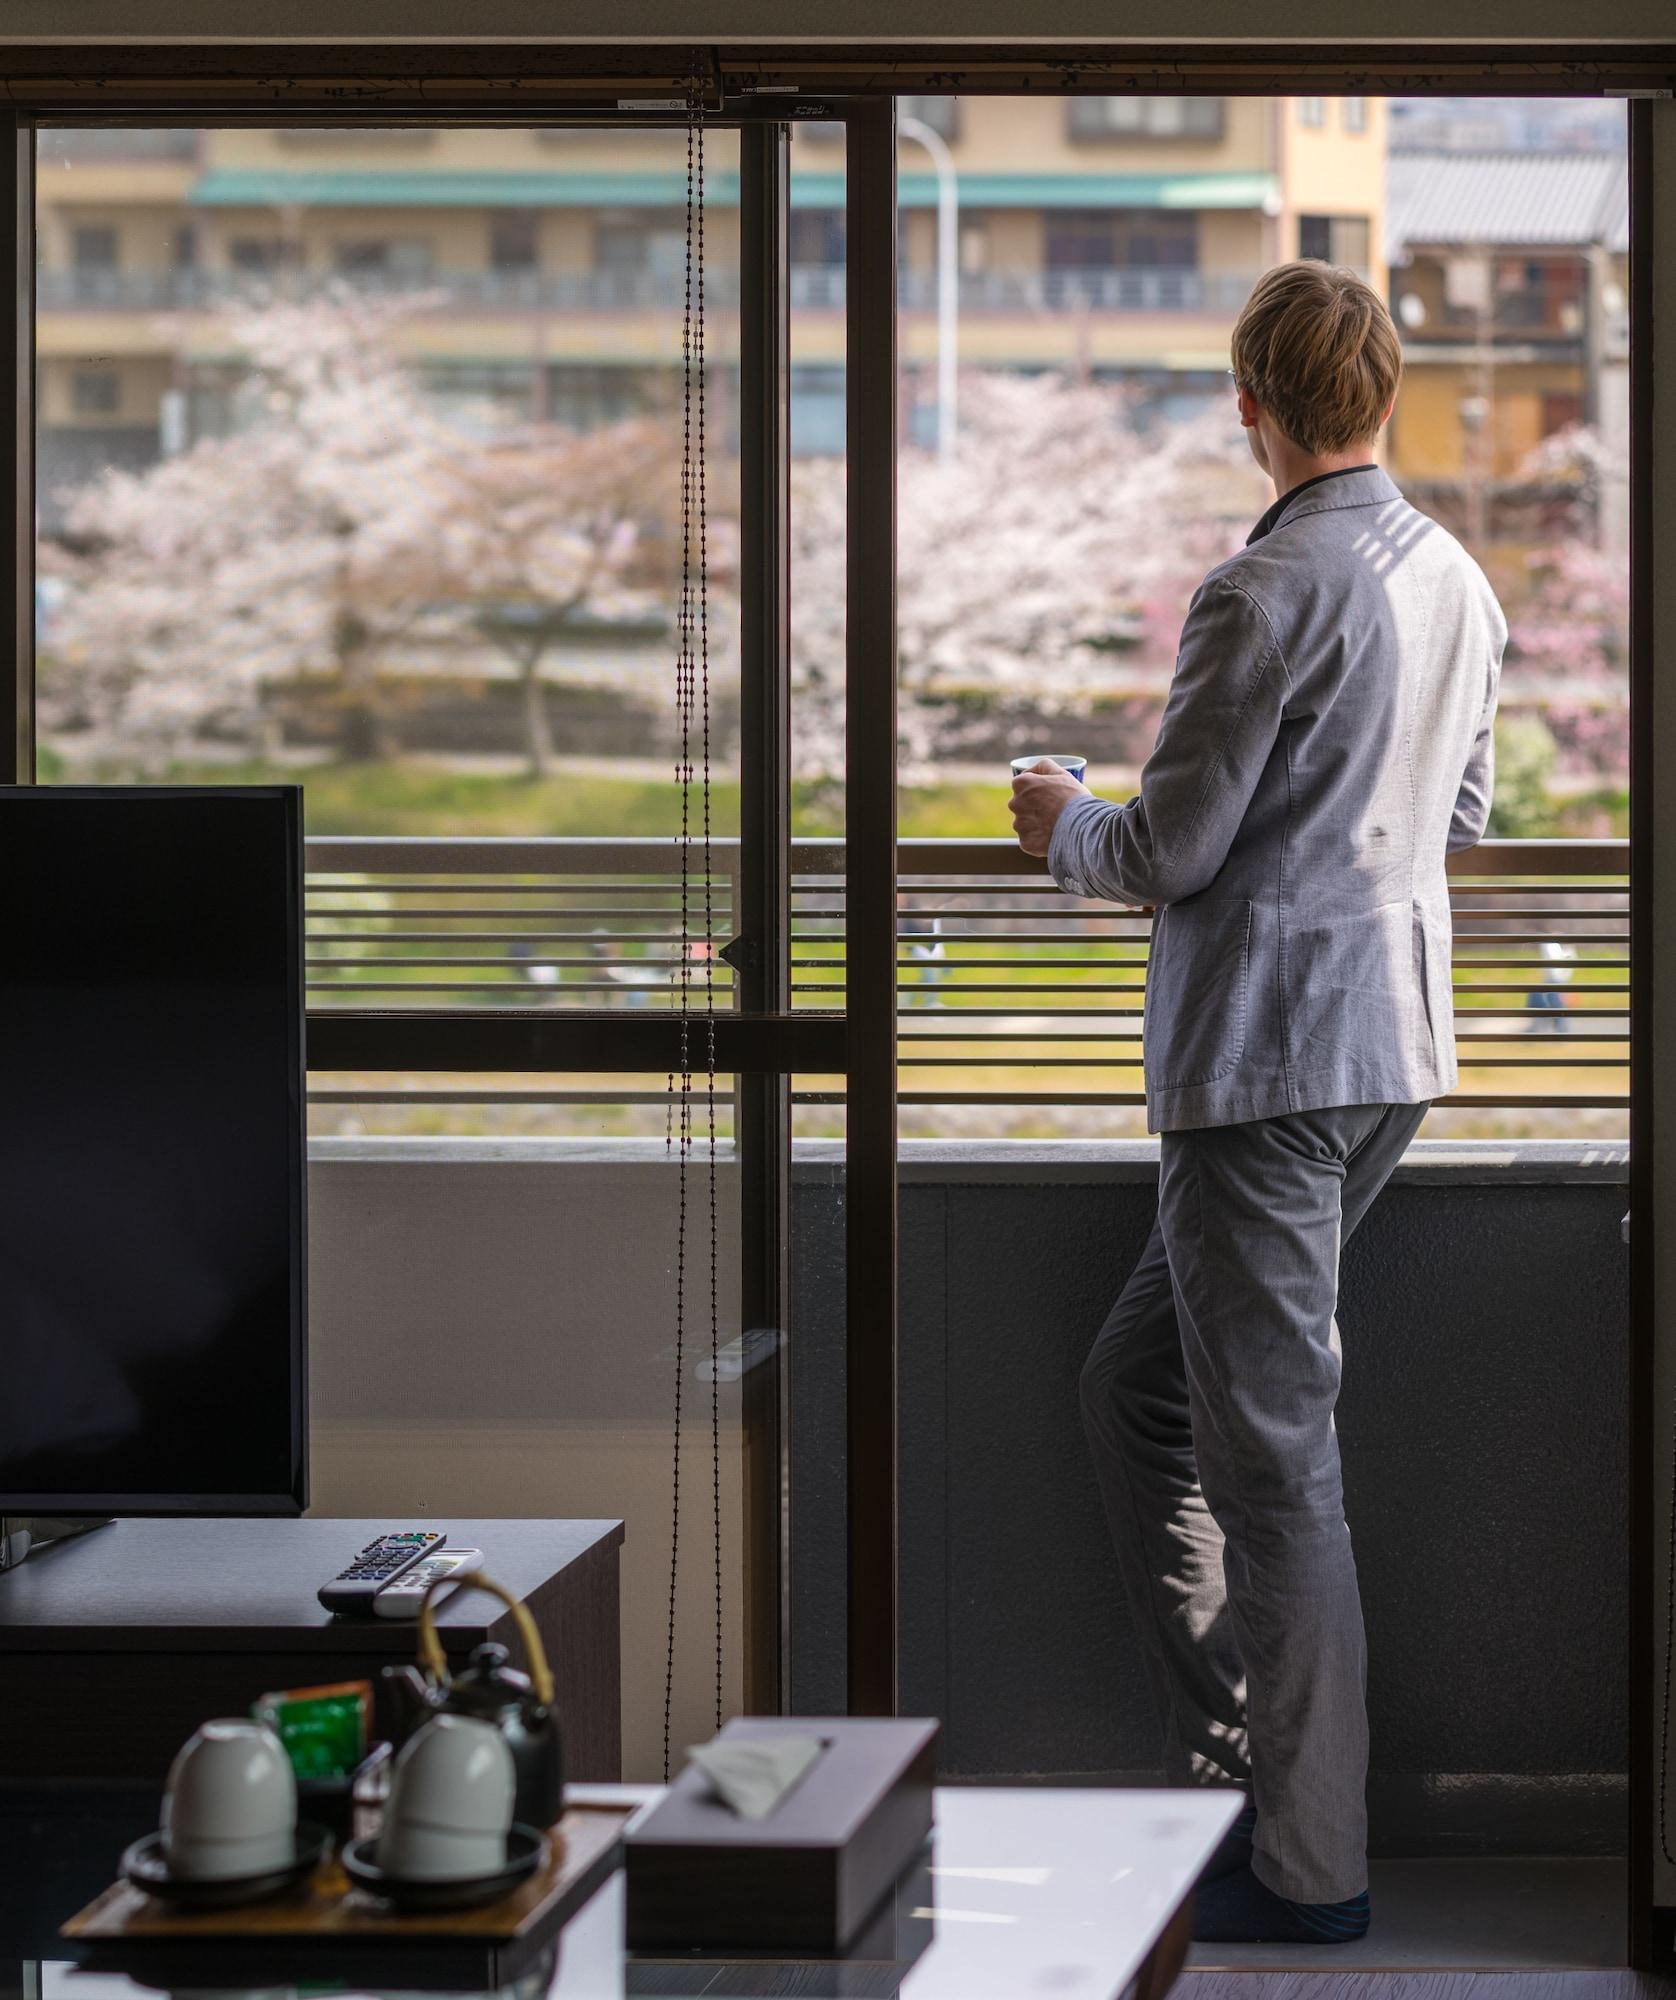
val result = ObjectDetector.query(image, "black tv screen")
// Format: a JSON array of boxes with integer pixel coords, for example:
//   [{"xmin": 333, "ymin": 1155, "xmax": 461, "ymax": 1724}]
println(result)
[{"xmin": 0, "ymin": 787, "xmax": 307, "ymax": 1514}]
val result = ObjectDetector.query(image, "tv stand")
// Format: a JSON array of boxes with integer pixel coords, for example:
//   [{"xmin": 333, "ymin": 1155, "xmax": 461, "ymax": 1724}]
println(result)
[
  {"xmin": 0, "ymin": 1517, "xmax": 623, "ymax": 1784},
  {"xmin": 0, "ymin": 1516, "xmax": 113, "ymax": 1573}
]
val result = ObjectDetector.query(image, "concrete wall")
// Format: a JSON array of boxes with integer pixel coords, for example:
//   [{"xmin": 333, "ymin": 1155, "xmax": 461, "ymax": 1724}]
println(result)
[
  {"xmin": 789, "ymin": 1141, "xmax": 1631, "ymax": 1855},
  {"xmin": 305, "ymin": 1141, "xmax": 749, "ymax": 1784}
]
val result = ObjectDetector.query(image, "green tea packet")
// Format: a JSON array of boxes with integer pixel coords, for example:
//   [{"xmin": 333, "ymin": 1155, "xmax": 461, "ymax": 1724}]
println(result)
[{"xmin": 254, "ymin": 1679, "xmax": 371, "ymax": 1781}]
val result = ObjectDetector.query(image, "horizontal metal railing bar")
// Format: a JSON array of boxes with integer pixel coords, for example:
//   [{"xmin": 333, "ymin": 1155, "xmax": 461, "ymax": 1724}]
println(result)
[
  {"xmin": 886, "ymin": 1006, "xmax": 1148, "ymax": 1019},
  {"xmin": 792, "ymin": 902, "xmax": 1627, "ymax": 921},
  {"xmin": 892, "ymin": 1054, "xmax": 1628, "ymax": 1068},
  {"xmin": 307, "ymin": 836, "xmax": 738, "ymax": 873},
  {"xmin": 308, "ymin": 955, "xmax": 700, "ymax": 969},
  {"xmin": 305, "ymin": 1010, "xmax": 845, "ymax": 1074},
  {"xmin": 800, "ymin": 1092, "xmax": 1632, "ymax": 1109},
  {"xmin": 308, "ymin": 887, "xmax": 734, "ymax": 900},
  {"xmin": 314, "ymin": 976, "xmax": 736, "ymax": 992},
  {"xmin": 784, "ymin": 837, "xmax": 1627, "ymax": 877},
  {"xmin": 828, "ymin": 960, "xmax": 1640, "ymax": 976},
  {"xmin": 308, "ymin": 930, "xmax": 732, "ymax": 944},
  {"xmin": 321, "ymin": 1093, "xmax": 658, "ymax": 1113},
  {"xmin": 878, "ymin": 1005, "xmax": 1624, "ymax": 1023},
  {"xmin": 892, "ymin": 1027, "xmax": 1629, "ymax": 1044},
  {"xmin": 303, "ymin": 836, "xmax": 1626, "ymax": 876},
  {"xmin": 796, "ymin": 980, "xmax": 1144, "ymax": 993},
  {"xmin": 792, "ymin": 906, "xmax": 1152, "ymax": 920},
  {"xmin": 308, "ymin": 1096, "xmax": 740, "ymax": 1112},
  {"xmin": 810, "ymin": 929, "xmax": 1631, "ymax": 947},
  {"xmin": 312, "ymin": 912, "xmax": 740, "ymax": 924}
]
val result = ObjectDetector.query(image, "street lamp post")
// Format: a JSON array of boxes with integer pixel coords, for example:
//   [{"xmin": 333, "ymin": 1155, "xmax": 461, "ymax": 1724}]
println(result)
[{"xmin": 898, "ymin": 113, "xmax": 958, "ymax": 461}]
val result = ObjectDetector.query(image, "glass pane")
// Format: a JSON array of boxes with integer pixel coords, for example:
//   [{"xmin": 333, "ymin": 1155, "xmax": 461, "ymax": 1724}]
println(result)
[
  {"xmin": 888, "ymin": 92, "xmax": 1628, "ymax": 1145},
  {"xmin": 33, "ymin": 122, "xmax": 789, "ymax": 1775},
  {"xmin": 882, "ymin": 93, "xmax": 1632, "ymax": 1883},
  {"xmin": 308, "ymin": 1088, "xmax": 745, "ymax": 1778},
  {"xmin": 790, "ymin": 121, "xmax": 848, "ymax": 851},
  {"xmin": 36, "ymin": 123, "xmax": 742, "ymax": 848}
]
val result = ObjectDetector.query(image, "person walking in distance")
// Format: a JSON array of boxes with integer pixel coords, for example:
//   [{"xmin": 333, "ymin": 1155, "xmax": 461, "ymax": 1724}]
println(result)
[{"xmin": 1009, "ymin": 262, "xmax": 1505, "ymax": 1945}]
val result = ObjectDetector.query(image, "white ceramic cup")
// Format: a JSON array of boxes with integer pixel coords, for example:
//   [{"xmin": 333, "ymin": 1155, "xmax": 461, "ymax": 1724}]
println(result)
[
  {"xmin": 161, "ymin": 1720, "xmax": 297, "ymax": 1881},
  {"xmin": 378, "ymin": 1715, "xmax": 515, "ymax": 1882},
  {"xmin": 1011, "ymin": 753, "xmax": 1088, "ymax": 784}
]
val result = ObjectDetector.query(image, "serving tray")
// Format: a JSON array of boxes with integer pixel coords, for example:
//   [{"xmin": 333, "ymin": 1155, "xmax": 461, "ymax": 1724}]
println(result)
[{"xmin": 62, "ymin": 1802, "xmax": 631, "ymax": 1990}]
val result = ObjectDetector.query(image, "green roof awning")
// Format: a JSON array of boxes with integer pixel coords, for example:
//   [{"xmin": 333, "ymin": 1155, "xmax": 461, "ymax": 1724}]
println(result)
[{"xmin": 188, "ymin": 167, "xmax": 1278, "ymax": 212}]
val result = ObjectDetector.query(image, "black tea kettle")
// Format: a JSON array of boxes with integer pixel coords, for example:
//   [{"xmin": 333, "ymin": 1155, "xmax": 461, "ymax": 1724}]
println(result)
[{"xmin": 381, "ymin": 1570, "xmax": 565, "ymax": 1830}]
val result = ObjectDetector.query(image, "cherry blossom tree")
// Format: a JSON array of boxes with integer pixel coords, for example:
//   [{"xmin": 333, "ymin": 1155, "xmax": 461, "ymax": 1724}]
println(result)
[
  {"xmin": 789, "ymin": 371, "xmax": 1267, "ymax": 784},
  {"xmin": 45, "ymin": 293, "xmax": 454, "ymax": 763},
  {"xmin": 1505, "ymin": 426, "xmax": 1629, "ymax": 784},
  {"xmin": 43, "ymin": 296, "xmax": 739, "ymax": 776},
  {"xmin": 427, "ymin": 421, "xmax": 739, "ymax": 779}
]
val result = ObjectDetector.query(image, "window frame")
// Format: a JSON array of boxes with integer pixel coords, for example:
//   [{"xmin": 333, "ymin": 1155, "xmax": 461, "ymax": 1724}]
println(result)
[
  {"xmin": 15, "ymin": 95, "xmax": 897, "ymax": 1727},
  {"xmin": 2, "ymin": 69, "xmax": 1669, "ymax": 1962}
]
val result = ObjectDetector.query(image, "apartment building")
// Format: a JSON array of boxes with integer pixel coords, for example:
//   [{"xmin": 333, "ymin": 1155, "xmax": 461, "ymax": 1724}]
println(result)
[
  {"xmin": 1385, "ymin": 147, "xmax": 1630, "ymax": 492},
  {"xmin": 37, "ymin": 96, "xmax": 1385, "ymax": 514}
]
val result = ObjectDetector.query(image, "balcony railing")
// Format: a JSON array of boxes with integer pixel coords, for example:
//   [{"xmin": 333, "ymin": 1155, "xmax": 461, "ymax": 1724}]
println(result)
[
  {"xmin": 303, "ymin": 835, "xmax": 1628, "ymax": 1113},
  {"xmin": 38, "ymin": 264, "xmax": 1259, "ymax": 318}
]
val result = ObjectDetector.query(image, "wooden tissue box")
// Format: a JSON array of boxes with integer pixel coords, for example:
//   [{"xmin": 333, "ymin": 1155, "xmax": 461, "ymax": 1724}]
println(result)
[{"xmin": 624, "ymin": 1715, "xmax": 938, "ymax": 1952}]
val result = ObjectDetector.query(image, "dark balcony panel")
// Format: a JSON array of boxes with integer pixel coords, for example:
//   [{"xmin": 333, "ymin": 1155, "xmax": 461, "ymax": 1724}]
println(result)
[{"xmin": 790, "ymin": 1143, "xmax": 1629, "ymax": 1856}]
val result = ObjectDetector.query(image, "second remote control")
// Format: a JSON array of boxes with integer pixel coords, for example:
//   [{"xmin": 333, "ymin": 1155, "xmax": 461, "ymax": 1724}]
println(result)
[{"xmin": 317, "ymin": 1531, "xmax": 447, "ymax": 1614}]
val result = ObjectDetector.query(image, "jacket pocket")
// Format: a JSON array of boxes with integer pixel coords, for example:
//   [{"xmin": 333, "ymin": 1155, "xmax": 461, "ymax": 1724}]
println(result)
[
  {"xmin": 1145, "ymin": 897, "xmax": 1252, "ymax": 1089},
  {"xmin": 1284, "ymin": 901, "xmax": 1409, "ymax": 1082}
]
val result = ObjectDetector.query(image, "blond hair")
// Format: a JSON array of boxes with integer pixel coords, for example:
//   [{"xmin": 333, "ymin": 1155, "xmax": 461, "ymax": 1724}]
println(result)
[{"xmin": 1231, "ymin": 260, "xmax": 1403, "ymax": 456}]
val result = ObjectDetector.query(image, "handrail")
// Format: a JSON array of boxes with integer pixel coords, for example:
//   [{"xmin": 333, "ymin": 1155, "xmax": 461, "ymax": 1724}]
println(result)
[{"xmin": 305, "ymin": 834, "xmax": 1628, "ymax": 878}]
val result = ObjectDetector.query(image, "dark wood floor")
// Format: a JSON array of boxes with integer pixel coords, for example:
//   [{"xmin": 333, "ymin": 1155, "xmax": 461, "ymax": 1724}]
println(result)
[{"xmin": 1182, "ymin": 1975, "xmax": 1673, "ymax": 1998}]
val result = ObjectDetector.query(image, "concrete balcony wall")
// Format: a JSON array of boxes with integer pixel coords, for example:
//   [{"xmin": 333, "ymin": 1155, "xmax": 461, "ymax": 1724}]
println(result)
[{"xmin": 304, "ymin": 1136, "xmax": 1628, "ymax": 1846}]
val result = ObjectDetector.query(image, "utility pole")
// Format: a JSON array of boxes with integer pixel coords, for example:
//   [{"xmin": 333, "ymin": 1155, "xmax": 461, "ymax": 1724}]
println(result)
[{"xmin": 898, "ymin": 112, "xmax": 958, "ymax": 460}]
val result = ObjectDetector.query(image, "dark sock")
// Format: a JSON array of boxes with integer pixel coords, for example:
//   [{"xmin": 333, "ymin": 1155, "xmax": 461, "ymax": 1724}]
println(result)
[
  {"xmin": 1193, "ymin": 1863, "xmax": 1370, "ymax": 1945},
  {"xmin": 1199, "ymin": 1800, "xmax": 1257, "ymax": 1883}
]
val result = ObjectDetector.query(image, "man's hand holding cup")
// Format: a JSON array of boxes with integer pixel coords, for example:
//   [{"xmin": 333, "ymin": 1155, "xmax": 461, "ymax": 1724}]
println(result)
[{"xmin": 1009, "ymin": 753, "xmax": 1088, "ymax": 858}]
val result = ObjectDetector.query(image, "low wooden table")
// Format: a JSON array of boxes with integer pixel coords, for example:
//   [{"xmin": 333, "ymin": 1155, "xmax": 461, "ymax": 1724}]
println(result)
[{"xmin": 0, "ymin": 1518, "xmax": 624, "ymax": 1784}]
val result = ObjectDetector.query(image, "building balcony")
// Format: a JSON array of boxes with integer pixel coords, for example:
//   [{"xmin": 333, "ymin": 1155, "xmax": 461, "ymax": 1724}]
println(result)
[{"xmin": 37, "ymin": 262, "xmax": 1262, "ymax": 319}]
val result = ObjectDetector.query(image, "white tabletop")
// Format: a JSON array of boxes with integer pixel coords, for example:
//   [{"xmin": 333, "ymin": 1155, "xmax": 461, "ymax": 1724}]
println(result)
[{"xmin": 45, "ymin": 1785, "xmax": 1239, "ymax": 2000}]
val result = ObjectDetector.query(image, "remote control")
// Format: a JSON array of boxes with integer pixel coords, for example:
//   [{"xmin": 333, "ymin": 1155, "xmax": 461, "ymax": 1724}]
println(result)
[
  {"xmin": 373, "ymin": 1546, "xmax": 484, "ymax": 1618},
  {"xmin": 317, "ymin": 1531, "xmax": 447, "ymax": 1615}
]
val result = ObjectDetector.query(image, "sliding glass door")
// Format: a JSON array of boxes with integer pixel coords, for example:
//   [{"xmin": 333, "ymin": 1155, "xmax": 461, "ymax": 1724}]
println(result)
[{"xmin": 22, "ymin": 101, "xmax": 896, "ymax": 1763}]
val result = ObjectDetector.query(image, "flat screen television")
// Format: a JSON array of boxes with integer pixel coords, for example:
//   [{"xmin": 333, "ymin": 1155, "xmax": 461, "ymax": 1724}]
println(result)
[{"xmin": 0, "ymin": 786, "xmax": 307, "ymax": 1515}]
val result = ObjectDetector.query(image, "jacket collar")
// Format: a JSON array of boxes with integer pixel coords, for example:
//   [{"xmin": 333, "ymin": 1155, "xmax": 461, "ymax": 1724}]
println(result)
[{"xmin": 1246, "ymin": 463, "xmax": 1404, "ymax": 545}]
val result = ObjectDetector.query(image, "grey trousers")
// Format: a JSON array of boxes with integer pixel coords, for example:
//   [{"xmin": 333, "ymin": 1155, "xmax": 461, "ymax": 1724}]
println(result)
[{"xmin": 1079, "ymin": 1101, "xmax": 1428, "ymax": 1905}]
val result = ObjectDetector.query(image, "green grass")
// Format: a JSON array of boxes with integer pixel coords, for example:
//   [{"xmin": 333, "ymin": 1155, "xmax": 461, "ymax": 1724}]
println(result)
[{"xmin": 60, "ymin": 755, "xmax": 1026, "ymax": 843}]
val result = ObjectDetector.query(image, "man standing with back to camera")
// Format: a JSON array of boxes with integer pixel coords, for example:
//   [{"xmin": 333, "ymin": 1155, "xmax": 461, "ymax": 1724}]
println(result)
[{"xmin": 1009, "ymin": 261, "xmax": 1505, "ymax": 1945}]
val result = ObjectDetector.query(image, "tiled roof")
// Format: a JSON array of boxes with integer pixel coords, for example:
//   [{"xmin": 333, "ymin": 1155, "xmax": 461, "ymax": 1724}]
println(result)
[{"xmin": 1386, "ymin": 149, "xmax": 1627, "ymax": 256}]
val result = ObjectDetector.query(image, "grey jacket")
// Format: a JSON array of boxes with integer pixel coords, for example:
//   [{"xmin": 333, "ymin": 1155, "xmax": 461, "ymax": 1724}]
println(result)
[{"xmin": 1048, "ymin": 465, "xmax": 1505, "ymax": 1133}]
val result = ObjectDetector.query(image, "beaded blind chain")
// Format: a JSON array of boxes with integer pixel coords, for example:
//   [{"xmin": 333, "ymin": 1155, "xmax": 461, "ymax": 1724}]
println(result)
[{"xmin": 663, "ymin": 58, "xmax": 723, "ymax": 1784}]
